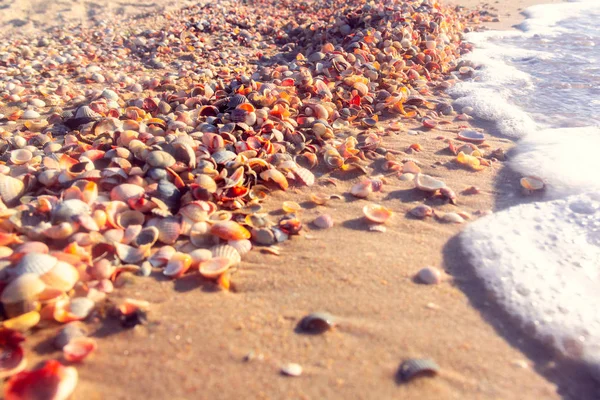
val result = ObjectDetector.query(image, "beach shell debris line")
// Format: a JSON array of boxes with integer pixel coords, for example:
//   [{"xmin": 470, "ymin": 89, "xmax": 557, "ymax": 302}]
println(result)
[{"xmin": 0, "ymin": 0, "xmax": 484, "ymax": 393}]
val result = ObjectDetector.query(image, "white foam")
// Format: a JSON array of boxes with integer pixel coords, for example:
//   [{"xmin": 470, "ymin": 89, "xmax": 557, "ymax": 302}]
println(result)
[
  {"xmin": 517, "ymin": 0, "xmax": 600, "ymax": 35},
  {"xmin": 510, "ymin": 127, "xmax": 600, "ymax": 199},
  {"xmin": 461, "ymin": 193, "xmax": 600, "ymax": 367}
]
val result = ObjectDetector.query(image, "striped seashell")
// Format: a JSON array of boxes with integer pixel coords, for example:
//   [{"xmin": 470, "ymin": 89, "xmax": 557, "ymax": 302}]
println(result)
[
  {"xmin": 0, "ymin": 174, "xmax": 25, "ymax": 207},
  {"xmin": 293, "ymin": 167, "xmax": 315, "ymax": 186},
  {"xmin": 211, "ymin": 150, "xmax": 237, "ymax": 165},
  {"xmin": 227, "ymin": 239, "xmax": 252, "ymax": 256},
  {"xmin": 397, "ymin": 359, "xmax": 440, "ymax": 382},
  {"xmin": 227, "ymin": 94, "xmax": 248, "ymax": 109},
  {"xmin": 147, "ymin": 216, "xmax": 181, "ymax": 245},
  {"xmin": 75, "ymin": 106, "xmax": 100, "ymax": 119},
  {"xmin": 12, "ymin": 253, "xmax": 58, "ymax": 278},
  {"xmin": 210, "ymin": 243, "xmax": 241, "ymax": 265}
]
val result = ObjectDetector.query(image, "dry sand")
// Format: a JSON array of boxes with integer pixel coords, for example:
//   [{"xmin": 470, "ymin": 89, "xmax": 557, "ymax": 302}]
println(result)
[{"xmin": 3, "ymin": 0, "xmax": 598, "ymax": 399}]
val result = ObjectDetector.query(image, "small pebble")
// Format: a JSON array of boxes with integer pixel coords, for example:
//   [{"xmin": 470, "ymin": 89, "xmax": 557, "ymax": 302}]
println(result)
[
  {"xmin": 417, "ymin": 267, "xmax": 442, "ymax": 285},
  {"xmin": 281, "ymin": 363, "xmax": 303, "ymax": 377}
]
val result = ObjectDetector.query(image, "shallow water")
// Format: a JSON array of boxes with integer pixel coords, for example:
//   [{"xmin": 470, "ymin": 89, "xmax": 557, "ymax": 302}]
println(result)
[{"xmin": 453, "ymin": 0, "xmax": 600, "ymax": 375}]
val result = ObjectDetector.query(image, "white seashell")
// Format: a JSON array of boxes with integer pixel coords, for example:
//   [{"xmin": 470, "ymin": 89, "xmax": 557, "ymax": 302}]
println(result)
[
  {"xmin": 75, "ymin": 106, "xmax": 100, "ymax": 119},
  {"xmin": 0, "ymin": 174, "xmax": 25, "ymax": 206},
  {"xmin": 12, "ymin": 253, "xmax": 58, "ymax": 278},
  {"xmin": 227, "ymin": 239, "xmax": 252, "ymax": 256},
  {"xmin": 22, "ymin": 109, "xmax": 41, "ymax": 119},
  {"xmin": 414, "ymin": 173, "xmax": 446, "ymax": 192},
  {"xmin": 210, "ymin": 244, "xmax": 241, "ymax": 265}
]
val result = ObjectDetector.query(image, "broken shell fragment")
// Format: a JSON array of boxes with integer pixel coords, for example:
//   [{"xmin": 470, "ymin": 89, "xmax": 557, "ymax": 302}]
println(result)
[
  {"xmin": 363, "ymin": 204, "xmax": 393, "ymax": 224},
  {"xmin": 397, "ymin": 358, "xmax": 440, "ymax": 382}
]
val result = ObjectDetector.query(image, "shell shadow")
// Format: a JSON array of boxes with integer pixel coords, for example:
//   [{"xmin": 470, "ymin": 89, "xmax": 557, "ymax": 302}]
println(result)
[
  {"xmin": 384, "ymin": 188, "xmax": 427, "ymax": 203},
  {"xmin": 443, "ymin": 234, "xmax": 600, "ymax": 399},
  {"xmin": 341, "ymin": 217, "xmax": 369, "ymax": 231},
  {"xmin": 173, "ymin": 273, "xmax": 220, "ymax": 293}
]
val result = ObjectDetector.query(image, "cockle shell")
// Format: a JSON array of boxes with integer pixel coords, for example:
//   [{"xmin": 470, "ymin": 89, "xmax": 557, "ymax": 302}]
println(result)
[
  {"xmin": 1, "ymin": 274, "xmax": 46, "ymax": 318},
  {"xmin": 0, "ymin": 175, "xmax": 25, "ymax": 207},
  {"xmin": 210, "ymin": 243, "xmax": 242, "ymax": 265},
  {"xmin": 11, "ymin": 253, "xmax": 58, "ymax": 278},
  {"xmin": 199, "ymin": 257, "xmax": 232, "ymax": 279}
]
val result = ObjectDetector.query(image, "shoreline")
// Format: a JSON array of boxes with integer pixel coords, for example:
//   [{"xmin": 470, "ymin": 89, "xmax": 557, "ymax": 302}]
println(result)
[{"xmin": 0, "ymin": 0, "xmax": 595, "ymax": 399}]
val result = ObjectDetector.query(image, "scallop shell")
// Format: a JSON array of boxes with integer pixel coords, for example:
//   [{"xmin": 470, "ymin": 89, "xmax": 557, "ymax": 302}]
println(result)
[
  {"xmin": 397, "ymin": 358, "xmax": 440, "ymax": 382},
  {"xmin": 67, "ymin": 297, "xmax": 95, "ymax": 320},
  {"xmin": 0, "ymin": 329, "xmax": 26, "ymax": 379},
  {"xmin": 363, "ymin": 204, "xmax": 393, "ymax": 224},
  {"xmin": 0, "ymin": 175, "xmax": 25, "ymax": 207},
  {"xmin": 199, "ymin": 257, "xmax": 232, "ymax": 279},
  {"xmin": 210, "ymin": 221, "xmax": 251, "ymax": 241},
  {"xmin": 414, "ymin": 173, "xmax": 446, "ymax": 192},
  {"xmin": 12, "ymin": 253, "xmax": 58, "ymax": 278},
  {"xmin": 227, "ymin": 239, "xmax": 252, "ymax": 256},
  {"xmin": 299, "ymin": 312, "xmax": 335, "ymax": 334},
  {"xmin": 210, "ymin": 243, "xmax": 242, "ymax": 265}
]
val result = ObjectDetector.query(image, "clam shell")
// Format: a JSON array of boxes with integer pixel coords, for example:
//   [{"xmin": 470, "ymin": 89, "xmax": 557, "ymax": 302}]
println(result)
[
  {"xmin": 114, "ymin": 242, "xmax": 149, "ymax": 264},
  {"xmin": 210, "ymin": 221, "xmax": 251, "ymax": 241},
  {"xmin": 189, "ymin": 249, "xmax": 213, "ymax": 268},
  {"xmin": 116, "ymin": 210, "xmax": 145, "ymax": 229},
  {"xmin": 52, "ymin": 199, "xmax": 90, "ymax": 223},
  {"xmin": 0, "ymin": 175, "xmax": 25, "ymax": 207},
  {"xmin": 294, "ymin": 167, "xmax": 315, "ymax": 186},
  {"xmin": 110, "ymin": 184, "xmax": 145, "ymax": 202},
  {"xmin": 299, "ymin": 312, "xmax": 335, "ymax": 334},
  {"xmin": 75, "ymin": 105, "xmax": 100, "ymax": 119},
  {"xmin": 163, "ymin": 253, "xmax": 192, "ymax": 278},
  {"xmin": 210, "ymin": 244, "xmax": 242, "ymax": 265},
  {"xmin": 397, "ymin": 358, "xmax": 440, "ymax": 382},
  {"xmin": 199, "ymin": 257, "xmax": 232, "ymax": 279},
  {"xmin": 414, "ymin": 173, "xmax": 446, "ymax": 192},
  {"xmin": 146, "ymin": 151, "xmax": 176, "ymax": 168},
  {"xmin": 134, "ymin": 226, "xmax": 159, "ymax": 247},
  {"xmin": 251, "ymin": 228, "xmax": 275, "ymax": 245}
]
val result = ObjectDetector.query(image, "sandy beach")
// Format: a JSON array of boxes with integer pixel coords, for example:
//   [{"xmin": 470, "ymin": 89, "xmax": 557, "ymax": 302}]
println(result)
[{"xmin": 0, "ymin": 0, "xmax": 598, "ymax": 399}]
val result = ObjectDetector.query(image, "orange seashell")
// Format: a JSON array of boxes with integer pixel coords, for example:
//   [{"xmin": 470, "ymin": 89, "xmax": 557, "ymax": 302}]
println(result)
[
  {"xmin": 117, "ymin": 298, "xmax": 150, "ymax": 316},
  {"xmin": 163, "ymin": 252, "xmax": 192, "ymax": 279},
  {"xmin": 260, "ymin": 169, "xmax": 288, "ymax": 190},
  {"xmin": 63, "ymin": 337, "xmax": 97, "ymax": 363},
  {"xmin": 363, "ymin": 204, "xmax": 393, "ymax": 224},
  {"xmin": 210, "ymin": 221, "xmax": 251, "ymax": 241},
  {"xmin": 199, "ymin": 257, "xmax": 232, "ymax": 279},
  {"xmin": 4, "ymin": 360, "xmax": 78, "ymax": 400},
  {"xmin": 0, "ymin": 232, "xmax": 22, "ymax": 247}
]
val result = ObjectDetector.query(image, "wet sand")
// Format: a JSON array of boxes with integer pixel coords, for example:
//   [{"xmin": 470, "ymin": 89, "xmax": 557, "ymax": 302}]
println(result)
[{"xmin": 3, "ymin": 0, "xmax": 599, "ymax": 399}]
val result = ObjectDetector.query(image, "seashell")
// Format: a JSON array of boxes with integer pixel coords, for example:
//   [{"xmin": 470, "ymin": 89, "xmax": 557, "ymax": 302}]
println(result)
[
  {"xmin": 189, "ymin": 221, "xmax": 213, "ymax": 247},
  {"xmin": 293, "ymin": 167, "xmax": 315, "ymax": 186},
  {"xmin": 414, "ymin": 173, "xmax": 446, "ymax": 192},
  {"xmin": 40, "ymin": 261, "xmax": 79, "ymax": 292},
  {"xmin": 163, "ymin": 252, "xmax": 192, "ymax": 279},
  {"xmin": 66, "ymin": 297, "xmax": 95, "ymax": 320},
  {"xmin": 282, "ymin": 201, "xmax": 302, "ymax": 214},
  {"xmin": 146, "ymin": 151, "xmax": 176, "ymax": 168},
  {"xmin": 251, "ymin": 228, "xmax": 275, "ymax": 245},
  {"xmin": 457, "ymin": 129, "xmax": 485, "ymax": 144},
  {"xmin": 210, "ymin": 244, "xmax": 242, "ymax": 265},
  {"xmin": 2, "ymin": 311, "xmax": 41, "ymax": 332},
  {"xmin": 409, "ymin": 204, "xmax": 433, "ymax": 219},
  {"xmin": 12, "ymin": 253, "xmax": 58, "ymax": 278},
  {"xmin": 363, "ymin": 204, "xmax": 393, "ymax": 224},
  {"xmin": 0, "ymin": 329, "xmax": 26, "ymax": 379},
  {"xmin": 520, "ymin": 176, "xmax": 544, "ymax": 191},
  {"xmin": 110, "ymin": 184, "xmax": 145, "ymax": 202},
  {"xmin": 89, "ymin": 259, "xmax": 115, "ymax": 281},
  {"xmin": 75, "ymin": 105, "xmax": 100, "ymax": 119},
  {"xmin": 299, "ymin": 312, "xmax": 335, "ymax": 334},
  {"xmin": 456, "ymin": 151, "xmax": 485, "ymax": 171},
  {"xmin": 114, "ymin": 242, "xmax": 149, "ymax": 264},
  {"xmin": 0, "ymin": 175, "xmax": 25, "ymax": 207},
  {"xmin": 10, "ymin": 149, "xmax": 33, "ymax": 165},
  {"xmin": 38, "ymin": 170, "xmax": 61, "ymax": 187},
  {"xmin": 63, "ymin": 337, "xmax": 97, "ymax": 363},
  {"xmin": 1, "ymin": 274, "xmax": 46, "ymax": 318},
  {"xmin": 350, "ymin": 180, "xmax": 373, "ymax": 198},
  {"xmin": 211, "ymin": 150, "xmax": 237, "ymax": 165},
  {"xmin": 4, "ymin": 360, "xmax": 78, "ymax": 400},
  {"xmin": 397, "ymin": 358, "xmax": 440, "ymax": 382},
  {"xmin": 189, "ymin": 249, "xmax": 213, "ymax": 268},
  {"xmin": 53, "ymin": 322, "xmax": 88, "ymax": 350},
  {"xmin": 402, "ymin": 161, "xmax": 421, "ymax": 174},
  {"xmin": 417, "ymin": 267, "xmax": 443, "ymax": 285},
  {"xmin": 134, "ymin": 226, "xmax": 159, "ymax": 247},
  {"xmin": 14, "ymin": 242, "xmax": 49, "ymax": 255},
  {"xmin": 280, "ymin": 363, "xmax": 303, "ymax": 377},
  {"xmin": 199, "ymin": 257, "xmax": 232, "ymax": 279},
  {"xmin": 210, "ymin": 221, "xmax": 250, "ymax": 241},
  {"xmin": 148, "ymin": 216, "xmax": 181, "ymax": 245},
  {"xmin": 438, "ymin": 212, "xmax": 465, "ymax": 224},
  {"xmin": 260, "ymin": 169, "xmax": 288, "ymax": 190},
  {"xmin": 227, "ymin": 239, "xmax": 252, "ymax": 256},
  {"xmin": 22, "ymin": 109, "xmax": 41, "ymax": 120},
  {"xmin": 313, "ymin": 214, "xmax": 334, "ymax": 229},
  {"xmin": 116, "ymin": 210, "xmax": 145, "ymax": 229},
  {"xmin": 52, "ymin": 199, "xmax": 90, "ymax": 223},
  {"xmin": 228, "ymin": 94, "xmax": 248, "ymax": 109}
]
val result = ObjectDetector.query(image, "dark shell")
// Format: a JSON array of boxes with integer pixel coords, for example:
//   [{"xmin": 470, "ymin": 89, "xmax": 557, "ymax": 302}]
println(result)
[
  {"xmin": 298, "ymin": 312, "xmax": 335, "ymax": 334},
  {"xmin": 397, "ymin": 358, "xmax": 440, "ymax": 382},
  {"xmin": 227, "ymin": 94, "xmax": 248, "ymax": 109}
]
